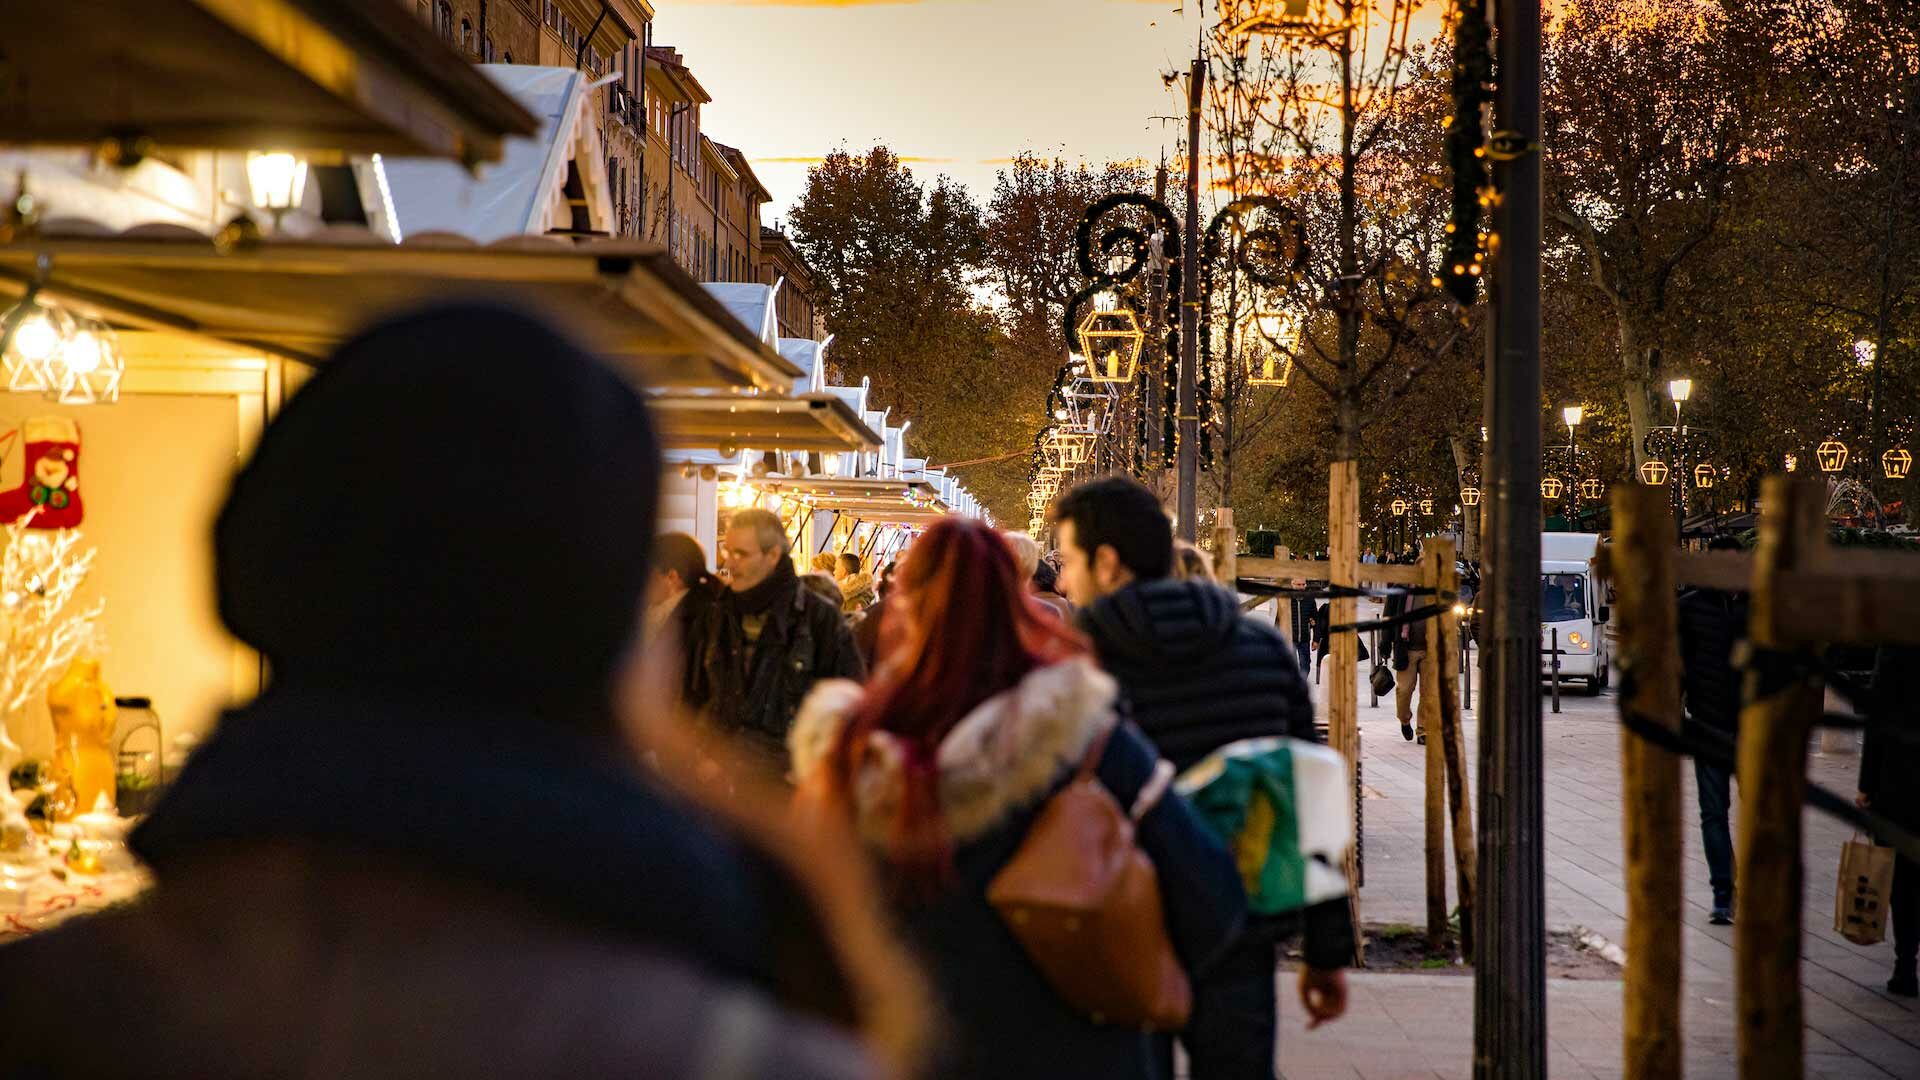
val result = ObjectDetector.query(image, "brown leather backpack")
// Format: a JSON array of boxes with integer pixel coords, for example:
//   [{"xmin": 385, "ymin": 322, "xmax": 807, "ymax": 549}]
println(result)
[{"xmin": 985, "ymin": 726, "xmax": 1190, "ymax": 1030}]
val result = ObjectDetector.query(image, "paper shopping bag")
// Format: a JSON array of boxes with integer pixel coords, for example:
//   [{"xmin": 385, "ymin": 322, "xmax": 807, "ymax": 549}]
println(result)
[{"xmin": 1834, "ymin": 835, "xmax": 1896, "ymax": 946}]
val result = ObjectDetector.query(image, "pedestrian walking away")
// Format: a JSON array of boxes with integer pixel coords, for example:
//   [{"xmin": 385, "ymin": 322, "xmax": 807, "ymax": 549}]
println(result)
[
  {"xmin": 688, "ymin": 507, "xmax": 865, "ymax": 780},
  {"xmin": 1385, "ymin": 548, "xmax": 1430, "ymax": 745},
  {"xmin": 791, "ymin": 518, "xmax": 1246, "ymax": 1079},
  {"xmin": 1053, "ymin": 476, "xmax": 1352, "ymax": 1080},
  {"xmin": 1862, "ymin": 645, "xmax": 1920, "ymax": 996},
  {"xmin": 1677, "ymin": 534, "xmax": 1749, "ymax": 926},
  {"xmin": 0, "ymin": 304, "xmax": 912, "ymax": 1079}
]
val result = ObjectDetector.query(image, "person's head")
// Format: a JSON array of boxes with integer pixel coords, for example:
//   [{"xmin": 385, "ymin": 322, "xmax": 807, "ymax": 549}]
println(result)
[
  {"xmin": 837, "ymin": 552, "xmax": 864, "ymax": 579},
  {"xmin": 1002, "ymin": 530, "xmax": 1043, "ymax": 582},
  {"xmin": 216, "ymin": 303, "xmax": 659, "ymax": 735},
  {"xmin": 828, "ymin": 518, "xmax": 1085, "ymax": 879},
  {"xmin": 1030, "ymin": 557, "xmax": 1062, "ymax": 597},
  {"xmin": 1172, "ymin": 540, "xmax": 1215, "ymax": 583},
  {"xmin": 1050, "ymin": 477, "xmax": 1173, "ymax": 607},
  {"xmin": 810, "ymin": 552, "xmax": 839, "ymax": 575},
  {"xmin": 650, "ymin": 532, "xmax": 712, "ymax": 606},
  {"xmin": 722, "ymin": 508, "xmax": 787, "ymax": 591},
  {"xmin": 799, "ymin": 571, "xmax": 841, "ymax": 605}
]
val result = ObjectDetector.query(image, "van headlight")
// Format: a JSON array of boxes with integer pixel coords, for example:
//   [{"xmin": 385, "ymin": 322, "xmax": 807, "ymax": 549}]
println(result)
[{"xmin": 1568, "ymin": 631, "xmax": 1587, "ymax": 649}]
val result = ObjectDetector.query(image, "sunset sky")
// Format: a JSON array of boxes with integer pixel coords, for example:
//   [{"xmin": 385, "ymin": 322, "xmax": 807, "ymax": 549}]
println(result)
[{"xmin": 652, "ymin": 0, "xmax": 1218, "ymax": 218}]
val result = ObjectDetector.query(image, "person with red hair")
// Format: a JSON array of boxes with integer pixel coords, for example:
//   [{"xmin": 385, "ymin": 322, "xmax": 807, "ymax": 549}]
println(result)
[{"xmin": 790, "ymin": 518, "xmax": 1246, "ymax": 1079}]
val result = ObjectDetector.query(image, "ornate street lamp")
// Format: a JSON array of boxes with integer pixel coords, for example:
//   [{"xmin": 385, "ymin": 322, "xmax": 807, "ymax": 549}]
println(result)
[
  {"xmin": 1075, "ymin": 306, "xmax": 1145, "ymax": 384},
  {"xmin": 1219, "ymin": 0, "xmax": 1356, "ymax": 40},
  {"xmin": 1817, "ymin": 439, "xmax": 1850, "ymax": 473},
  {"xmin": 1883, "ymin": 448, "xmax": 1913, "ymax": 481},
  {"xmin": 1640, "ymin": 460, "xmax": 1671, "ymax": 486},
  {"xmin": 1668, "ymin": 377, "xmax": 1692, "ymax": 424},
  {"xmin": 246, "ymin": 151, "xmax": 310, "ymax": 231}
]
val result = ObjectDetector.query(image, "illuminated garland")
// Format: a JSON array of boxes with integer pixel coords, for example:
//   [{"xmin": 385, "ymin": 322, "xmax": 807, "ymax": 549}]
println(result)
[{"xmin": 1440, "ymin": 0, "xmax": 1494, "ymax": 305}]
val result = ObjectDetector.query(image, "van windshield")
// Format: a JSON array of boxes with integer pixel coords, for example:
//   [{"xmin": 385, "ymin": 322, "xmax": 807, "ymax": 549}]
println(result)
[{"xmin": 1541, "ymin": 573, "xmax": 1587, "ymax": 623}]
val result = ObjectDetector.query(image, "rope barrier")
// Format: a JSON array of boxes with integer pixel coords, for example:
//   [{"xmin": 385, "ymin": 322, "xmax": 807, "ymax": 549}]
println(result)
[{"xmin": 1328, "ymin": 603, "xmax": 1454, "ymax": 636}]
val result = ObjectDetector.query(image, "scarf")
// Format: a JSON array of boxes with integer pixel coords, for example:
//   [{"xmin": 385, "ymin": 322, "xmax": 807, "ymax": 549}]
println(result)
[{"xmin": 729, "ymin": 555, "xmax": 797, "ymax": 618}]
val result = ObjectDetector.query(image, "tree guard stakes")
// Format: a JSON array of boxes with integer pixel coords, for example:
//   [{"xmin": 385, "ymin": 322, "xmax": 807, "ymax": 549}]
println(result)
[{"xmin": 1603, "ymin": 478, "xmax": 1920, "ymax": 1080}]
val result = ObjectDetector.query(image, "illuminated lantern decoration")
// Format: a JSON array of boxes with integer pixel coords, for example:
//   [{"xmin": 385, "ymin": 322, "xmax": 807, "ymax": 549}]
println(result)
[
  {"xmin": 1579, "ymin": 478, "xmax": 1604, "ymax": 500},
  {"xmin": 1693, "ymin": 463, "xmax": 1717, "ymax": 489},
  {"xmin": 1817, "ymin": 439, "xmax": 1849, "ymax": 473},
  {"xmin": 1418, "ymin": 498, "xmax": 1434, "ymax": 515},
  {"xmin": 1883, "ymin": 447, "xmax": 1913, "ymax": 480},
  {"xmin": 1540, "ymin": 477, "xmax": 1563, "ymax": 499},
  {"xmin": 1220, "ymin": 0, "xmax": 1354, "ymax": 40},
  {"xmin": 1640, "ymin": 460, "xmax": 1671, "ymax": 486},
  {"xmin": 1784, "ymin": 453, "xmax": 1798, "ymax": 473},
  {"xmin": 1075, "ymin": 307, "xmax": 1145, "ymax": 384},
  {"xmin": 1460, "ymin": 486, "xmax": 1482, "ymax": 507},
  {"xmin": 1390, "ymin": 498, "xmax": 1409, "ymax": 517},
  {"xmin": 1245, "ymin": 310, "xmax": 1297, "ymax": 387}
]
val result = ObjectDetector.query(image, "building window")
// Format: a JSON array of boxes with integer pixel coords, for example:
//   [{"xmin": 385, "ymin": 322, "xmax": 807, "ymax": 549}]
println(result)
[
  {"xmin": 502, "ymin": 51, "xmax": 513, "ymax": 64},
  {"xmin": 544, "ymin": 1, "xmax": 555, "ymax": 27},
  {"xmin": 461, "ymin": 19, "xmax": 475, "ymax": 54},
  {"xmin": 434, "ymin": 1, "xmax": 453, "ymax": 42},
  {"xmin": 483, "ymin": 36, "xmax": 496, "ymax": 63}
]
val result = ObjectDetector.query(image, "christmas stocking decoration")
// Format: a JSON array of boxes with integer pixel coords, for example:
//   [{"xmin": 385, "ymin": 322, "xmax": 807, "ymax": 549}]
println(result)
[{"xmin": 0, "ymin": 417, "xmax": 84, "ymax": 529}]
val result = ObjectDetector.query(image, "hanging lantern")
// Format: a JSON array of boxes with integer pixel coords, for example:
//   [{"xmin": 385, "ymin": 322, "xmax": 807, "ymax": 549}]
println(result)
[
  {"xmin": 1075, "ymin": 307, "xmax": 1145, "ymax": 384},
  {"xmin": 1460, "ymin": 486, "xmax": 1482, "ymax": 507},
  {"xmin": 1219, "ymin": 0, "xmax": 1354, "ymax": 41},
  {"xmin": 1540, "ymin": 477, "xmax": 1563, "ymax": 500},
  {"xmin": 2, "ymin": 299, "xmax": 71, "ymax": 394},
  {"xmin": 1579, "ymin": 478, "xmax": 1604, "ymax": 500},
  {"xmin": 1418, "ymin": 498, "xmax": 1434, "ymax": 515},
  {"xmin": 1640, "ymin": 460, "xmax": 1670, "ymax": 486},
  {"xmin": 1390, "ymin": 498, "xmax": 1409, "ymax": 517},
  {"xmin": 1245, "ymin": 310, "xmax": 1297, "ymax": 387},
  {"xmin": 1883, "ymin": 447, "xmax": 1912, "ymax": 480},
  {"xmin": 1817, "ymin": 439, "xmax": 1849, "ymax": 473},
  {"xmin": 1692, "ymin": 463, "xmax": 1717, "ymax": 490}
]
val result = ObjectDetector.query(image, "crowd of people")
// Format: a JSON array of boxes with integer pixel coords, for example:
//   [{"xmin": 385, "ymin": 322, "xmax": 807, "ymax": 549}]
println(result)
[{"xmin": 0, "ymin": 306, "xmax": 1352, "ymax": 1079}]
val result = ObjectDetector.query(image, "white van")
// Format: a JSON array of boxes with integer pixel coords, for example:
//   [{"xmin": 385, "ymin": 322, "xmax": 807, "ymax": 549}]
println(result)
[{"xmin": 1540, "ymin": 532, "xmax": 1611, "ymax": 694}]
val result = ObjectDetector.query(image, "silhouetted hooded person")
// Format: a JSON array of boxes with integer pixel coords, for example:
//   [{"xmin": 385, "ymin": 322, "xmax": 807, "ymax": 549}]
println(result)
[{"xmin": 0, "ymin": 305, "xmax": 918, "ymax": 1078}]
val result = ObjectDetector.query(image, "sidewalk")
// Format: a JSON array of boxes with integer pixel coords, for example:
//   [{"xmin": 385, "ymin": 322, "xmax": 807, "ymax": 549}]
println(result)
[{"xmin": 1278, "ymin": 640, "xmax": 1920, "ymax": 1079}]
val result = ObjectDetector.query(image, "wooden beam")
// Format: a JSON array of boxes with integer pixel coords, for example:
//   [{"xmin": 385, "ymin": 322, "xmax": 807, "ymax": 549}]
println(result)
[
  {"xmin": 1433, "ymin": 538, "xmax": 1476, "ymax": 956},
  {"xmin": 1329, "ymin": 461, "xmax": 1363, "ymax": 964},
  {"xmin": 1421, "ymin": 545, "xmax": 1449, "ymax": 950},
  {"xmin": 1611, "ymin": 487, "xmax": 1684, "ymax": 1080},
  {"xmin": 1736, "ymin": 479, "xmax": 1827, "ymax": 1080},
  {"xmin": 1669, "ymin": 550, "xmax": 1920, "ymax": 646},
  {"xmin": 1239, "ymin": 555, "xmax": 1427, "ymax": 587},
  {"xmin": 1213, "ymin": 507, "xmax": 1238, "ymax": 589}
]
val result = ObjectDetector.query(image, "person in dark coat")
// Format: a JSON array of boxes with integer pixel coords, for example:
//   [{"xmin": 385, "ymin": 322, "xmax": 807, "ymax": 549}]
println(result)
[
  {"xmin": 1677, "ymin": 534, "xmax": 1750, "ymax": 926},
  {"xmin": 1054, "ymin": 477, "xmax": 1351, "ymax": 1080},
  {"xmin": 1384, "ymin": 550, "xmax": 1431, "ymax": 744},
  {"xmin": 0, "ymin": 305, "xmax": 919, "ymax": 1078},
  {"xmin": 689, "ymin": 508, "xmax": 864, "ymax": 777},
  {"xmin": 646, "ymin": 531, "xmax": 721, "ymax": 701},
  {"xmin": 1862, "ymin": 645, "xmax": 1920, "ymax": 996},
  {"xmin": 791, "ymin": 518, "xmax": 1245, "ymax": 1079}
]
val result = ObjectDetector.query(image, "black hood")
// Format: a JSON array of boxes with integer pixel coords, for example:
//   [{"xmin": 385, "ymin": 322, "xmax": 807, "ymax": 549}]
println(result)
[
  {"xmin": 1079, "ymin": 578, "xmax": 1242, "ymax": 665},
  {"xmin": 215, "ymin": 302, "xmax": 660, "ymax": 728}
]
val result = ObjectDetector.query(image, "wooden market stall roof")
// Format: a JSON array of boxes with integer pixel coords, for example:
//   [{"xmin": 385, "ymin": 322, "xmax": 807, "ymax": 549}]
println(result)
[
  {"xmin": 0, "ymin": 0, "xmax": 538, "ymax": 164},
  {"xmin": 651, "ymin": 394, "xmax": 880, "ymax": 453},
  {"xmin": 0, "ymin": 229, "xmax": 805, "ymax": 392},
  {"xmin": 752, "ymin": 477, "xmax": 950, "ymax": 525}
]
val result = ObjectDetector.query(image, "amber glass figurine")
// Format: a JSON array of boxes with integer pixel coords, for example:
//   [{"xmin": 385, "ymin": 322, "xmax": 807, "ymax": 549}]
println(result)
[{"xmin": 48, "ymin": 659, "xmax": 115, "ymax": 818}]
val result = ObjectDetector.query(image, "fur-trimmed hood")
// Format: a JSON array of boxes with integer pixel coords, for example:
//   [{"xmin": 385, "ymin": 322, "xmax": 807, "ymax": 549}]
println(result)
[{"xmin": 790, "ymin": 657, "xmax": 1118, "ymax": 844}]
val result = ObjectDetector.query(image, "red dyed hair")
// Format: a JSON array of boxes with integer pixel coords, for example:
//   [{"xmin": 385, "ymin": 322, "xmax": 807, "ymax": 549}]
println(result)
[{"xmin": 825, "ymin": 518, "xmax": 1086, "ymax": 887}]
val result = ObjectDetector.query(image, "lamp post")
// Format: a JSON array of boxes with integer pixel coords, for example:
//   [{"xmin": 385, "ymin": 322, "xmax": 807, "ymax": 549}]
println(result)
[{"xmin": 1642, "ymin": 379, "xmax": 1711, "ymax": 540}]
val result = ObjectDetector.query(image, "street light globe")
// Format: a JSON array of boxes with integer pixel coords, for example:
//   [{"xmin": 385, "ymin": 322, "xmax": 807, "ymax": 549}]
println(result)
[
  {"xmin": 1562, "ymin": 405, "xmax": 1584, "ymax": 428},
  {"xmin": 1854, "ymin": 339, "xmax": 1875, "ymax": 368},
  {"xmin": 1668, "ymin": 378, "xmax": 1692, "ymax": 404}
]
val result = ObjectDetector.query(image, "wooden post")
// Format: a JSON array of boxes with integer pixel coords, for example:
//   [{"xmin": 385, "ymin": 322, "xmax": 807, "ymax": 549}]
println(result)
[
  {"xmin": 1421, "ymin": 546, "xmax": 1449, "ymax": 949},
  {"xmin": 1428, "ymin": 539, "xmax": 1476, "ymax": 955},
  {"xmin": 1329, "ymin": 460, "xmax": 1363, "ymax": 963},
  {"xmin": 1610, "ymin": 487, "xmax": 1684, "ymax": 1080},
  {"xmin": 1735, "ymin": 479, "xmax": 1826, "ymax": 1080},
  {"xmin": 1213, "ymin": 507, "xmax": 1238, "ymax": 589}
]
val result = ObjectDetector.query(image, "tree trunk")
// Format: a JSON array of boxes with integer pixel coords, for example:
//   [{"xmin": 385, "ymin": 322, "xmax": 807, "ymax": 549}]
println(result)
[{"xmin": 1617, "ymin": 315, "xmax": 1656, "ymax": 471}]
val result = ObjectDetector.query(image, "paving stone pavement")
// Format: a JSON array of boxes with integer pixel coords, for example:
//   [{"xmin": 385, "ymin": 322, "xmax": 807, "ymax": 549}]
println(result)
[{"xmin": 1270, "ymin": 633, "xmax": 1920, "ymax": 1079}]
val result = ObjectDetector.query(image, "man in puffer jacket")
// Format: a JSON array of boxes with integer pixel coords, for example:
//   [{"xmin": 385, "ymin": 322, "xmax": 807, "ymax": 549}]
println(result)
[{"xmin": 1054, "ymin": 476, "xmax": 1352, "ymax": 1080}]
